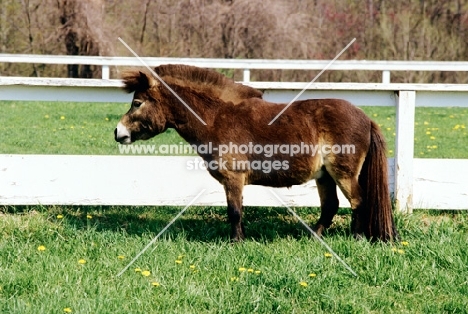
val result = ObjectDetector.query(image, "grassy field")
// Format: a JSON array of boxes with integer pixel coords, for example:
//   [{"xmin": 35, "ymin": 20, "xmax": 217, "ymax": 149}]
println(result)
[
  {"xmin": 1, "ymin": 101, "xmax": 467, "ymax": 313},
  {"xmin": 0, "ymin": 101, "xmax": 467, "ymax": 158},
  {"xmin": 1, "ymin": 206, "xmax": 468, "ymax": 313}
]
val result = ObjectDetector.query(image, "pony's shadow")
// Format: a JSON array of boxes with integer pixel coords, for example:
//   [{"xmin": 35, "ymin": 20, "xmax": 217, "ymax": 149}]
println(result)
[{"xmin": 93, "ymin": 206, "xmax": 353, "ymax": 242}]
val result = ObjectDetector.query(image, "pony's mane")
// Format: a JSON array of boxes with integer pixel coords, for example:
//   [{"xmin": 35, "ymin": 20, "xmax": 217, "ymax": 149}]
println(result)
[
  {"xmin": 155, "ymin": 64, "xmax": 262, "ymax": 101},
  {"xmin": 121, "ymin": 64, "xmax": 263, "ymax": 105}
]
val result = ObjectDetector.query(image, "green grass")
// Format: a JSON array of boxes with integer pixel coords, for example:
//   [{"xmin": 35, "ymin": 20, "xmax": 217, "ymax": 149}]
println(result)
[
  {"xmin": 359, "ymin": 106, "xmax": 468, "ymax": 158},
  {"xmin": 0, "ymin": 101, "xmax": 467, "ymax": 158},
  {"xmin": 0, "ymin": 101, "xmax": 182, "ymax": 155},
  {"xmin": 1, "ymin": 206, "xmax": 467, "ymax": 313}
]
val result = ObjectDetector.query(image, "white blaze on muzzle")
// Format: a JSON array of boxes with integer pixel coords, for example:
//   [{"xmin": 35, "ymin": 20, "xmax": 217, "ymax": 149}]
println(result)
[{"xmin": 115, "ymin": 122, "xmax": 132, "ymax": 144}]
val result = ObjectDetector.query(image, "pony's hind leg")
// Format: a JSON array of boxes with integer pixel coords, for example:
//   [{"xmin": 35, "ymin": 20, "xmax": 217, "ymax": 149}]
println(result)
[
  {"xmin": 314, "ymin": 168, "xmax": 339, "ymax": 236},
  {"xmin": 222, "ymin": 174, "xmax": 245, "ymax": 242},
  {"xmin": 334, "ymin": 176, "xmax": 366, "ymax": 239}
]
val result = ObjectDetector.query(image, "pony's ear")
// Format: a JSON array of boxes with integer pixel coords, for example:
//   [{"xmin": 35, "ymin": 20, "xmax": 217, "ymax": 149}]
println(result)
[
  {"xmin": 138, "ymin": 71, "xmax": 157, "ymax": 90},
  {"xmin": 121, "ymin": 70, "xmax": 157, "ymax": 93}
]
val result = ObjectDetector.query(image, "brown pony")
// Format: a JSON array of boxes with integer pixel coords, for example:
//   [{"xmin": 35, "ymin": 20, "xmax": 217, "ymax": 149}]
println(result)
[{"xmin": 114, "ymin": 64, "xmax": 398, "ymax": 242}]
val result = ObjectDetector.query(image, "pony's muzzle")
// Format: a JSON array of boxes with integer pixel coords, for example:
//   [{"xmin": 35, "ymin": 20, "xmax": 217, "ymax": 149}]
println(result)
[{"xmin": 115, "ymin": 122, "xmax": 132, "ymax": 144}]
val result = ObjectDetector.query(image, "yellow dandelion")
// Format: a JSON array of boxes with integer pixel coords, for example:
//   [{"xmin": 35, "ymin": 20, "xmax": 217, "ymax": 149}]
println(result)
[
  {"xmin": 247, "ymin": 268, "xmax": 254, "ymax": 273},
  {"xmin": 141, "ymin": 270, "xmax": 151, "ymax": 277},
  {"xmin": 56, "ymin": 214, "xmax": 64, "ymax": 219},
  {"xmin": 430, "ymin": 136, "xmax": 436, "ymax": 140},
  {"xmin": 324, "ymin": 253, "xmax": 332, "ymax": 258},
  {"xmin": 386, "ymin": 117, "xmax": 391, "ymax": 120},
  {"xmin": 420, "ymin": 152, "xmax": 425, "ymax": 155},
  {"xmin": 373, "ymin": 113, "xmax": 378, "ymax": 117},
  {"xmin": 299, "ymin": 281, "xmax": 308, "ymax": 287},
  {"xmin": 254, "ymin": 270, "xmax": 261, "ymax": 274},
  {"xmin": 118, "ymin": 255, "xmax": 125, "ymax": 260},
  {"xmin": 86, "ymin": 214, "xmax": 92, "ymax": 219},
  {"xmin": 401, "ymin": 241, "xmax": 409, "ymax": 246},
  {"xmin": 398, "ymin": 249, "xmax": 405, "ymax": 254},
  {"xmin": 424, "ymin": 121, "xmax": 429, "ymax": 125},
  {"xmin": 449, "ymin": 115, "xmax": 454, "ymax": 118},
  {"xmin": 309, "ymin": 273, "xmax": 317, "ymax": 277},
  {"xmin": 426, "ymin": 131, "xmax": 431, "ymax": 135},
  {"xmin": 189, "ymin": 265, "xmax": 196, "ymax": 269},
  {"xmin": 60, "ymin": 116, "xmax": 65, "ymax": 120},
  {"xmin": 63, "ymin": 308, "xmax": 72, "ymax": 313},
  {"xmin": 37, "ymin": 245, "xmax": 46, "ymax": 251},
  {"xmin": 238, "ymin": 267, "xmax": 246, "ymax": 272},
  {"xmin": 386, "ymin": 127, "xmax": 391, "ymax": 131},
  {"xmin": 432, "ymin": 145, "xmax": 437, "ymax": 149},
  {"xmin": 134, "ymin": 268, "xmax": 142, "ymax": 272},
  {"xmin": 391, "ymin": 248, "xmax": 397, "ymax": 252},
  {"xmin": 230, "ymin": 276, "xmax": 239, "ymax": 282},
  {"xmin": 175, "ymin": 260, "xmax": 182, "ymax": 264},
  {"xmin": 151, "ymin": 282, "xmax": 160, "ymax": 287},
  {"xmin": 453, "ymin": 125, "xmax": 460, "ymax": 130},
  {"xmin": 70, "ymin": 126, "xmax": 74, "ymax": 129},
  {"xmin": 177, "ymin": 255, "xmax": 184, "ymax": 259},
  {"xmin": 44, "ymin": 115, "xmax": 49, "ymax": 119},
  {"xmin": 393, "ymin": 132, "xmax": 396, "ymax": 136},
  {"xmin": 105, "ymin": 117, "xmax": 109, "ymax": 121},
  {"xmin": 78, "ymin": 259, "xmax": 86, "ymax": 265},
  {"xmin": 388, "ymin": 150, "xmax": 393, "ymax": 154}
]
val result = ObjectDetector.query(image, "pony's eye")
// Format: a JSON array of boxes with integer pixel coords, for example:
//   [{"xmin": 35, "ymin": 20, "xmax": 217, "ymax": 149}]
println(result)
[{"xmin": 133, "ymin": 101, "xmax": 143, "ymax": 108}]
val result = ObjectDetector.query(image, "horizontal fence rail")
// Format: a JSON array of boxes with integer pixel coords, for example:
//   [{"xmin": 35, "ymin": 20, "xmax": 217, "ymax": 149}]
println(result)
[
  {"xmin": 0, "ymin": 155, "xmax": 466, "ymax": 210},
  {"xmin": 2, "ymin": 77, "xmax": 468, "ymax": 107},
  {"xmin": 1, "ymin": 76, "xmax": 468, "ymax": 211},
  {"xmin": 2, "ymin": 54, "xmax": 468, "ymax": 83}
]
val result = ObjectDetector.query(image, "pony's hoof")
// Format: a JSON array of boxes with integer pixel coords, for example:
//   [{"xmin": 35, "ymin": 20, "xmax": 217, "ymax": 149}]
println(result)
[
  {"xmin": 312, "ymin": 224, "xmax": 325, "ymax": 237},
  {"xmin": 230, "ymin": 231, "xmax": 245, "ymax": 243},
  {"xmin": 353, "ymin": 233, "xmax": 365, "ymax": 240},
  {"xmin": 230, "ymin": 237, "xmax": 244, "ymax": 244}
]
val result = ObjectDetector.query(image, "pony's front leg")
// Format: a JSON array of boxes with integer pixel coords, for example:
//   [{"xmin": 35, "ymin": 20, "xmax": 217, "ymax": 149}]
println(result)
[{"xmin": 222, "ymin": 175, "xmax": 245, "ymax": 242}]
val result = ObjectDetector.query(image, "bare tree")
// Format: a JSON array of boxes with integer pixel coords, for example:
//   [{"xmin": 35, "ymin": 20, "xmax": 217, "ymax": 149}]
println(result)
[
  {"xmin": 1, "ymin": 0, "xmax": 467, "ymax": 82},
  {"xmin": 21, "ymin": 0, "xmax": 42, "ymax": 76},
  {"xmin": 57, "ymin": 0, "xmax": 110, "ymax": 78}
]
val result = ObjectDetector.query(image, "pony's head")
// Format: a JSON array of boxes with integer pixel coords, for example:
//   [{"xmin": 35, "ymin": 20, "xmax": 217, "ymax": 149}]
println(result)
[
  {"xmin": 115, "ymin": 65, "xmax": 263, "ymax": 144},
  {"xmin": 115, "ymin": 70, "xmax": 167, "ymax": 144}
]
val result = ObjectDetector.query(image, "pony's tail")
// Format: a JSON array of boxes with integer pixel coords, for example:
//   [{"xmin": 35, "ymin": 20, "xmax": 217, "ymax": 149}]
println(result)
[{"xmin": 359, "ymin": 121, "xmax": 398, "ymax": 242}]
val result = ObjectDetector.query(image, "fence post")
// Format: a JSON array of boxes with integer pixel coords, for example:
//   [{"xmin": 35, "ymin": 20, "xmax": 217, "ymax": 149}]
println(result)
[
  {"xmin": 382, "ymin": 70, "xmax": 390, "ymax": 83},
  {"xmin": 243, "ymin": 69, "xmax": 250, "ymax": 82},
  {"xmin": 394, "ymin": 90, "xmax": 415, "ymax": 213},
  {"xmin": 102, "ymin": 65, "xmax": 110, "ymax": 79}
]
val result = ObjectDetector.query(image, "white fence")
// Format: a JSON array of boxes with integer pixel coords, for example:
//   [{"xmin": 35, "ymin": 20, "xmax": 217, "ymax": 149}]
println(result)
[
  {"xmin": 2, "ymin": 54, "xmax": 468, "ymax": 83},
  {"xmin": 1, "ymin": 62, "xmax": 468, "ymax": 211}
]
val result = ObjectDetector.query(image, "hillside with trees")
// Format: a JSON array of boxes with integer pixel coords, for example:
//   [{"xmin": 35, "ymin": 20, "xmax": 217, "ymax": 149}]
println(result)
[{"xmin": 0, "ymin": 0, "xmax": 467, "ymax": 83}]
